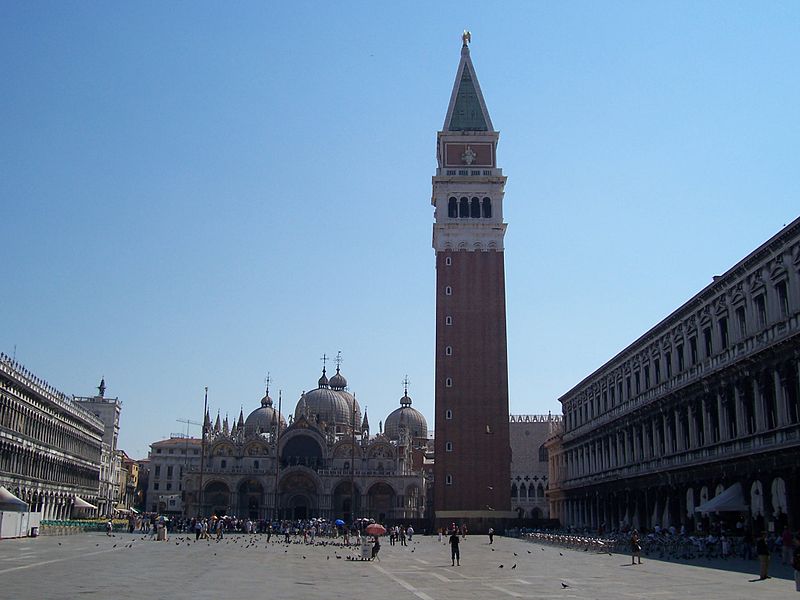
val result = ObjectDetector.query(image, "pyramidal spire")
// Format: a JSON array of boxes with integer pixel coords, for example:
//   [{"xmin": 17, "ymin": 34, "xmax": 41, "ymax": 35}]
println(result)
[{"xmin": 443, "ymin": 31, "xmax": 493, "ymax": 132}]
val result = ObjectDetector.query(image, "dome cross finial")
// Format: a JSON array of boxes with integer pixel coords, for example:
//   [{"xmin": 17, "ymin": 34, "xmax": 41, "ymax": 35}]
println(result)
[
  {"xmin": 402, "ymin": 374, "xmax": 410, "ymax": 396},
  {"xmin": 335, "ymin": 350, "xmax": 343, "ymax": 372}
]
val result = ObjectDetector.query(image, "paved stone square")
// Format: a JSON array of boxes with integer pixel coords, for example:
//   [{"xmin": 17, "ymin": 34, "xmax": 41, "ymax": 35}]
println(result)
[{"xmin": 0, "ymin": 532, "xmax": 796, "ymax": 600}]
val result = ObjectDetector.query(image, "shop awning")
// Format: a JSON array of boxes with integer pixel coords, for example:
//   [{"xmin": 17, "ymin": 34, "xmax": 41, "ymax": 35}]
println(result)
[
  {"xmin": 73, "ymin": 496, "xmax": 97, "ymax": 510},
  {"xmin": 0, "ymin": 486, "xmax": 28, "ymax": 511},
  {"xmin": 695, "ymin": 482, "xmax": 748, "ymax": 513}
]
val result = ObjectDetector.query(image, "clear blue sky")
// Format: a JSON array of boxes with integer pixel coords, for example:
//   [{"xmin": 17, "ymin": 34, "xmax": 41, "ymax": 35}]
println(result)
[{"xmin": 2, "ymin": 2, "xmax": 798, "ymax": 459}]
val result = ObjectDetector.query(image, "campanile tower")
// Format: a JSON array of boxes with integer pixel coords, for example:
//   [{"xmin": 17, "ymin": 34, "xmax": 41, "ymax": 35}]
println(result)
[{"xmin": 432, "ymin": 34, "xmax": 512, "ymax": 528}]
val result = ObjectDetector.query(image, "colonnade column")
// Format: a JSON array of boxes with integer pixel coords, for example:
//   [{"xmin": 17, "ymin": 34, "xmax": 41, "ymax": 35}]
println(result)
[
  {"xmin": 701, "ymin": 397, "xmax": 711, "ymax": 444},
  {"xmin": 753, "ymin": 378, "xmax": 766, "ymax": 431},
  {"xmin": 717, "ymin": 390, "xmax": 729, "ymax": 441},
  {"xmin": 687, "ymin": 405, "xmax": 697, "ymax": 448},
  {"xmin": 733, "ymin": 383, "xmax": 746, "ymax": 437}
]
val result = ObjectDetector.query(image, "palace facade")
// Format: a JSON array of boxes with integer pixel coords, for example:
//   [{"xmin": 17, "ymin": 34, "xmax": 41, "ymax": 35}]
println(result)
[
  {"xmin": 547, "ymin": 217, "xmax": 800, "ymax": 532},
  {"xmin": 510, "ymin": 414, "xmax": 561, "ymax": 521}
]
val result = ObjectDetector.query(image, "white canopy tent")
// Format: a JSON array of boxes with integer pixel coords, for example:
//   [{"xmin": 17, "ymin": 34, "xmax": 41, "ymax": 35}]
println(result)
[
  {"xmin": 695, "ymin": 482, "xmax": 748, "ymax": 513},
  {"xmin": 73, "ymin": 496, "xmax": 97, "ymax": 510},
  {"xmin": 0, "ymin": 486, "xmax": 28, "ymax": 512}
]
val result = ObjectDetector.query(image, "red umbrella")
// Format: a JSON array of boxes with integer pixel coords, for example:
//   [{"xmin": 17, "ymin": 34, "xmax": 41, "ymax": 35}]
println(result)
[{"xmin": 365, "ymin": 523, "xmax": 386, "ymax": 536}]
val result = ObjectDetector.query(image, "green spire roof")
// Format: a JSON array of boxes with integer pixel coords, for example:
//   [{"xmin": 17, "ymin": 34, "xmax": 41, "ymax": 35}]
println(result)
[{"xmin": 448, "ymin": 63, "xmax": 488, "ymax": 131}]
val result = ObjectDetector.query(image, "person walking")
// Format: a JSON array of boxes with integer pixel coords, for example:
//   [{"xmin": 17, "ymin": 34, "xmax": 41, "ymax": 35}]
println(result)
[
  {"xmin": 792, "ymin": 533, "xmax": 800, "ymax": 593},
  {"xmin": 782, "ymin": 526, "xmax": 794, "ymax": 565},
  {"xmin": 631, "ymin": 529, "xmax": 642, "ymax": 565},
  {"xmin": 756, "ymin": 531, "xmax": 771, "ymax": 580},
  {"xmin": 371, "ymin": 536, "xmax": 381, "ymax": 561},
  {"xmin": 449, "ymin": 529, "xmax": 460, "ymax": 566},
  {"xmin": 792, "ymin": 533, "xmax": 800, "ymax": 592},
  {"xmin": 488, "ymin": 527, "xmax": 494, "ymax": 544}
]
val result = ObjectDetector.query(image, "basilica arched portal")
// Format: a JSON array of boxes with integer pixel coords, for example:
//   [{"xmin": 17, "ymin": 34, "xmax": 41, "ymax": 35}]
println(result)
[
  {"xmin": 204, "ymin": 481, "xmax": 231, "ymax": 516},
  {"xmin": 366, "ymin": 482, "xmax": 395, "ymax": 522},
  {"xmin": 278, "ymin": 470, "xmax": 319, "ymax": 520},
  {"xmin": 238, "ymin": 479, "xmax": 264, "ymax": 520},
  {"xmin": 333, "ymin": 481, "xmax": 361, "ymax": 522}
]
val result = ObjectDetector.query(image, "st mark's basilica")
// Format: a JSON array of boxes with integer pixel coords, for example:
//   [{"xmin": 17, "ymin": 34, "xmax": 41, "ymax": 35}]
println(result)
[{"xmin": 182, "ymin": 360, "xmax": 429, "ymax": 523}]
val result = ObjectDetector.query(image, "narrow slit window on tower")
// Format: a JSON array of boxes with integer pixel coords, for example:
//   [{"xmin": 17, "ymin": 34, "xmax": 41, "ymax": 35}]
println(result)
[
  {"xmin": 482, "ymin": 197, "xmax": 492, "ymax": 218},
  {"xmin": 448, "ymin": 197, "xmax": 458, "ymax": 218},
  {"xmin": 445, "ymin": 346, "xmax": 452, "ymax": 356},
  {"xmin": 445, "ymin": 256, "xmax": 452, "ymax": 266},
  {"xmin": 446, "ymin": 474, "xmax": 453, "ymax": 486},
  {"xmin": 459, "ymin": 197, "xmax": 469, "ymax": 217},
  {"xmin": 445, "ymin": 409, "xmax": 452, "ymax": 420},
  {"xmin": 445, "ymin": 316, "xmax": 452, "ymax": 325},
  {"xmin": 445, "ymin": 286, "xmax": 452, "ymax": 296},
  {"xmin": 445, "ymin": 377, "xmax": 453, "ymax": 387},
  {"xmin": 445, "ymin": 441, "xmax": 453, "ymax": 452},
  {"xmin": 470, "ymin": 197, "xmax": 480, "ymax": 218}
]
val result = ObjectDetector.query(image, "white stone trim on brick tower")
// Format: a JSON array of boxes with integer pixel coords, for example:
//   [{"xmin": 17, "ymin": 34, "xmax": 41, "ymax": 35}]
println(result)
[{"xmin": 432, "ymin": 41, "xmax": 507, "ymax": 253}]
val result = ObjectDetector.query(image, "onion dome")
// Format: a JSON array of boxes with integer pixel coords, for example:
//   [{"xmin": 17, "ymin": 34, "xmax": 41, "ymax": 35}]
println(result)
[
  {"xmin": 295, "ymin": 367, "xmax": 361, "ymax": 429},
  {"xmin": 384, "ymin": 385, "xmax": 428, "ymax": 441},
  {"xmin": 318, "ymin": 367, "xmax": 329, "ymax": 388},
  {"xmin": 329, "ymin": 366, "xmax": 347, "ymax": 390},
  {"xmin": 245, "ymin": 386, "xmax": 287, "ymax": 435}
]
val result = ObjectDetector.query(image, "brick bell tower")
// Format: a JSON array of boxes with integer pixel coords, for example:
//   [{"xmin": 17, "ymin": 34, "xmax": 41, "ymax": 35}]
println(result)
[{"xmin": 432, "ymin": 33, "xmax": 512, "ymax": 530}]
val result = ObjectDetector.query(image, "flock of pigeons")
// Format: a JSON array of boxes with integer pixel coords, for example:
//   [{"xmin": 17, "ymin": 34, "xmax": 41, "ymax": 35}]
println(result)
[{"xmin": 66, "ymin": 532, "xmax": 578, "ymax": 590}]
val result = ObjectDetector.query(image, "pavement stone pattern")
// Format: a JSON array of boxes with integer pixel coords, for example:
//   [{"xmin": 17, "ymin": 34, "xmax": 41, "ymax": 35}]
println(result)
[{"xmin": 0, "ymin": 532, "xmax": 796, "ymax": 600}]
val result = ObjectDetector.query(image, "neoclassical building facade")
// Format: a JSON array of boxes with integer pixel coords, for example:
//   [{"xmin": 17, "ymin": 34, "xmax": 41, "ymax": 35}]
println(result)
[
  {"xmin": 0, "ymin": 354, "xmax": 104, "ymax": 519},
  {"xmin": 183, "ymin": 364, "xmax": 428, "ymax": 523},
  {"xmin": 547, "ymin": 217, "xmax": 800, "ymax": 532}
]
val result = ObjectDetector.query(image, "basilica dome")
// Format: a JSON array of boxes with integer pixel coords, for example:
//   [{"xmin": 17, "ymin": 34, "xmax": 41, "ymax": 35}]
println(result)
[
  {"xmin": 294, "ymin": 367, "xmax": 361, "ymax": 430},
  {"xmin": 384, "ymin": 388, "xmax": 428, "ymax": 441},
  {"xmin": 244, "ymin": 389, "xmax": 286, "ymax": 435}
]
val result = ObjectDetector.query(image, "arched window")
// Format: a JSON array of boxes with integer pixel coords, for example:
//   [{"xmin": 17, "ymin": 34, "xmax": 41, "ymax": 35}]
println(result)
[
  {"xmin": 448, "ymin": 197, "xmax": 458, "ymax": 218},
  {"xmin": 445, "ymin": 286, "xmax": 452, "ymax": 296},
  {"xmin": 445, "ymin": 474, "xmax": 453, "ymax": 485},
  {"xmin": 511, "ymin": 483, "xmax": 518, "ymax": 498},
  {"xmin": 445, "ymin": 316, "xmax": 452, "ymax": 325},
  {"xmin": 538, "ymin": 444, "xmax": 548, "ymax": 462},
  {"xmin": 445, "ymin": 256, "xmax": 452, "ymax": 266},
  {"xmin": 537, "ymin": 483, "xmax": 545, "ymax": 498},
  {"xmin": 482, "ymin": 197, "xmax": 492, "ymax": 218},
  {"xmin": 445, "ymin": 346, "xmax": 452, "ymax": 356},
  {"xmin": 445, "ymin": 409, "xmax": 453, "ymax": 420},
  {"xmin": 470, "ymin": 197, "xmax": 480, "ymax": 218},
  {"xmin": 459, "ymin": 197, "xmax": 469, "ymax": 218}
]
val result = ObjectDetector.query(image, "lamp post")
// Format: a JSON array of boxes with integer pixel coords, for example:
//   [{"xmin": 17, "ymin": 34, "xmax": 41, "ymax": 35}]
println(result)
[
  {"xmin": 198, "ymin": 387, "xmax": 208, "ymax": 517},
  {"xmin": 351, "ymin": 393, "xmax": 356, "ymax": 524},
  {"xmin": 273, "ymin": 390, "xmax": 282, "ymax": 522}
]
